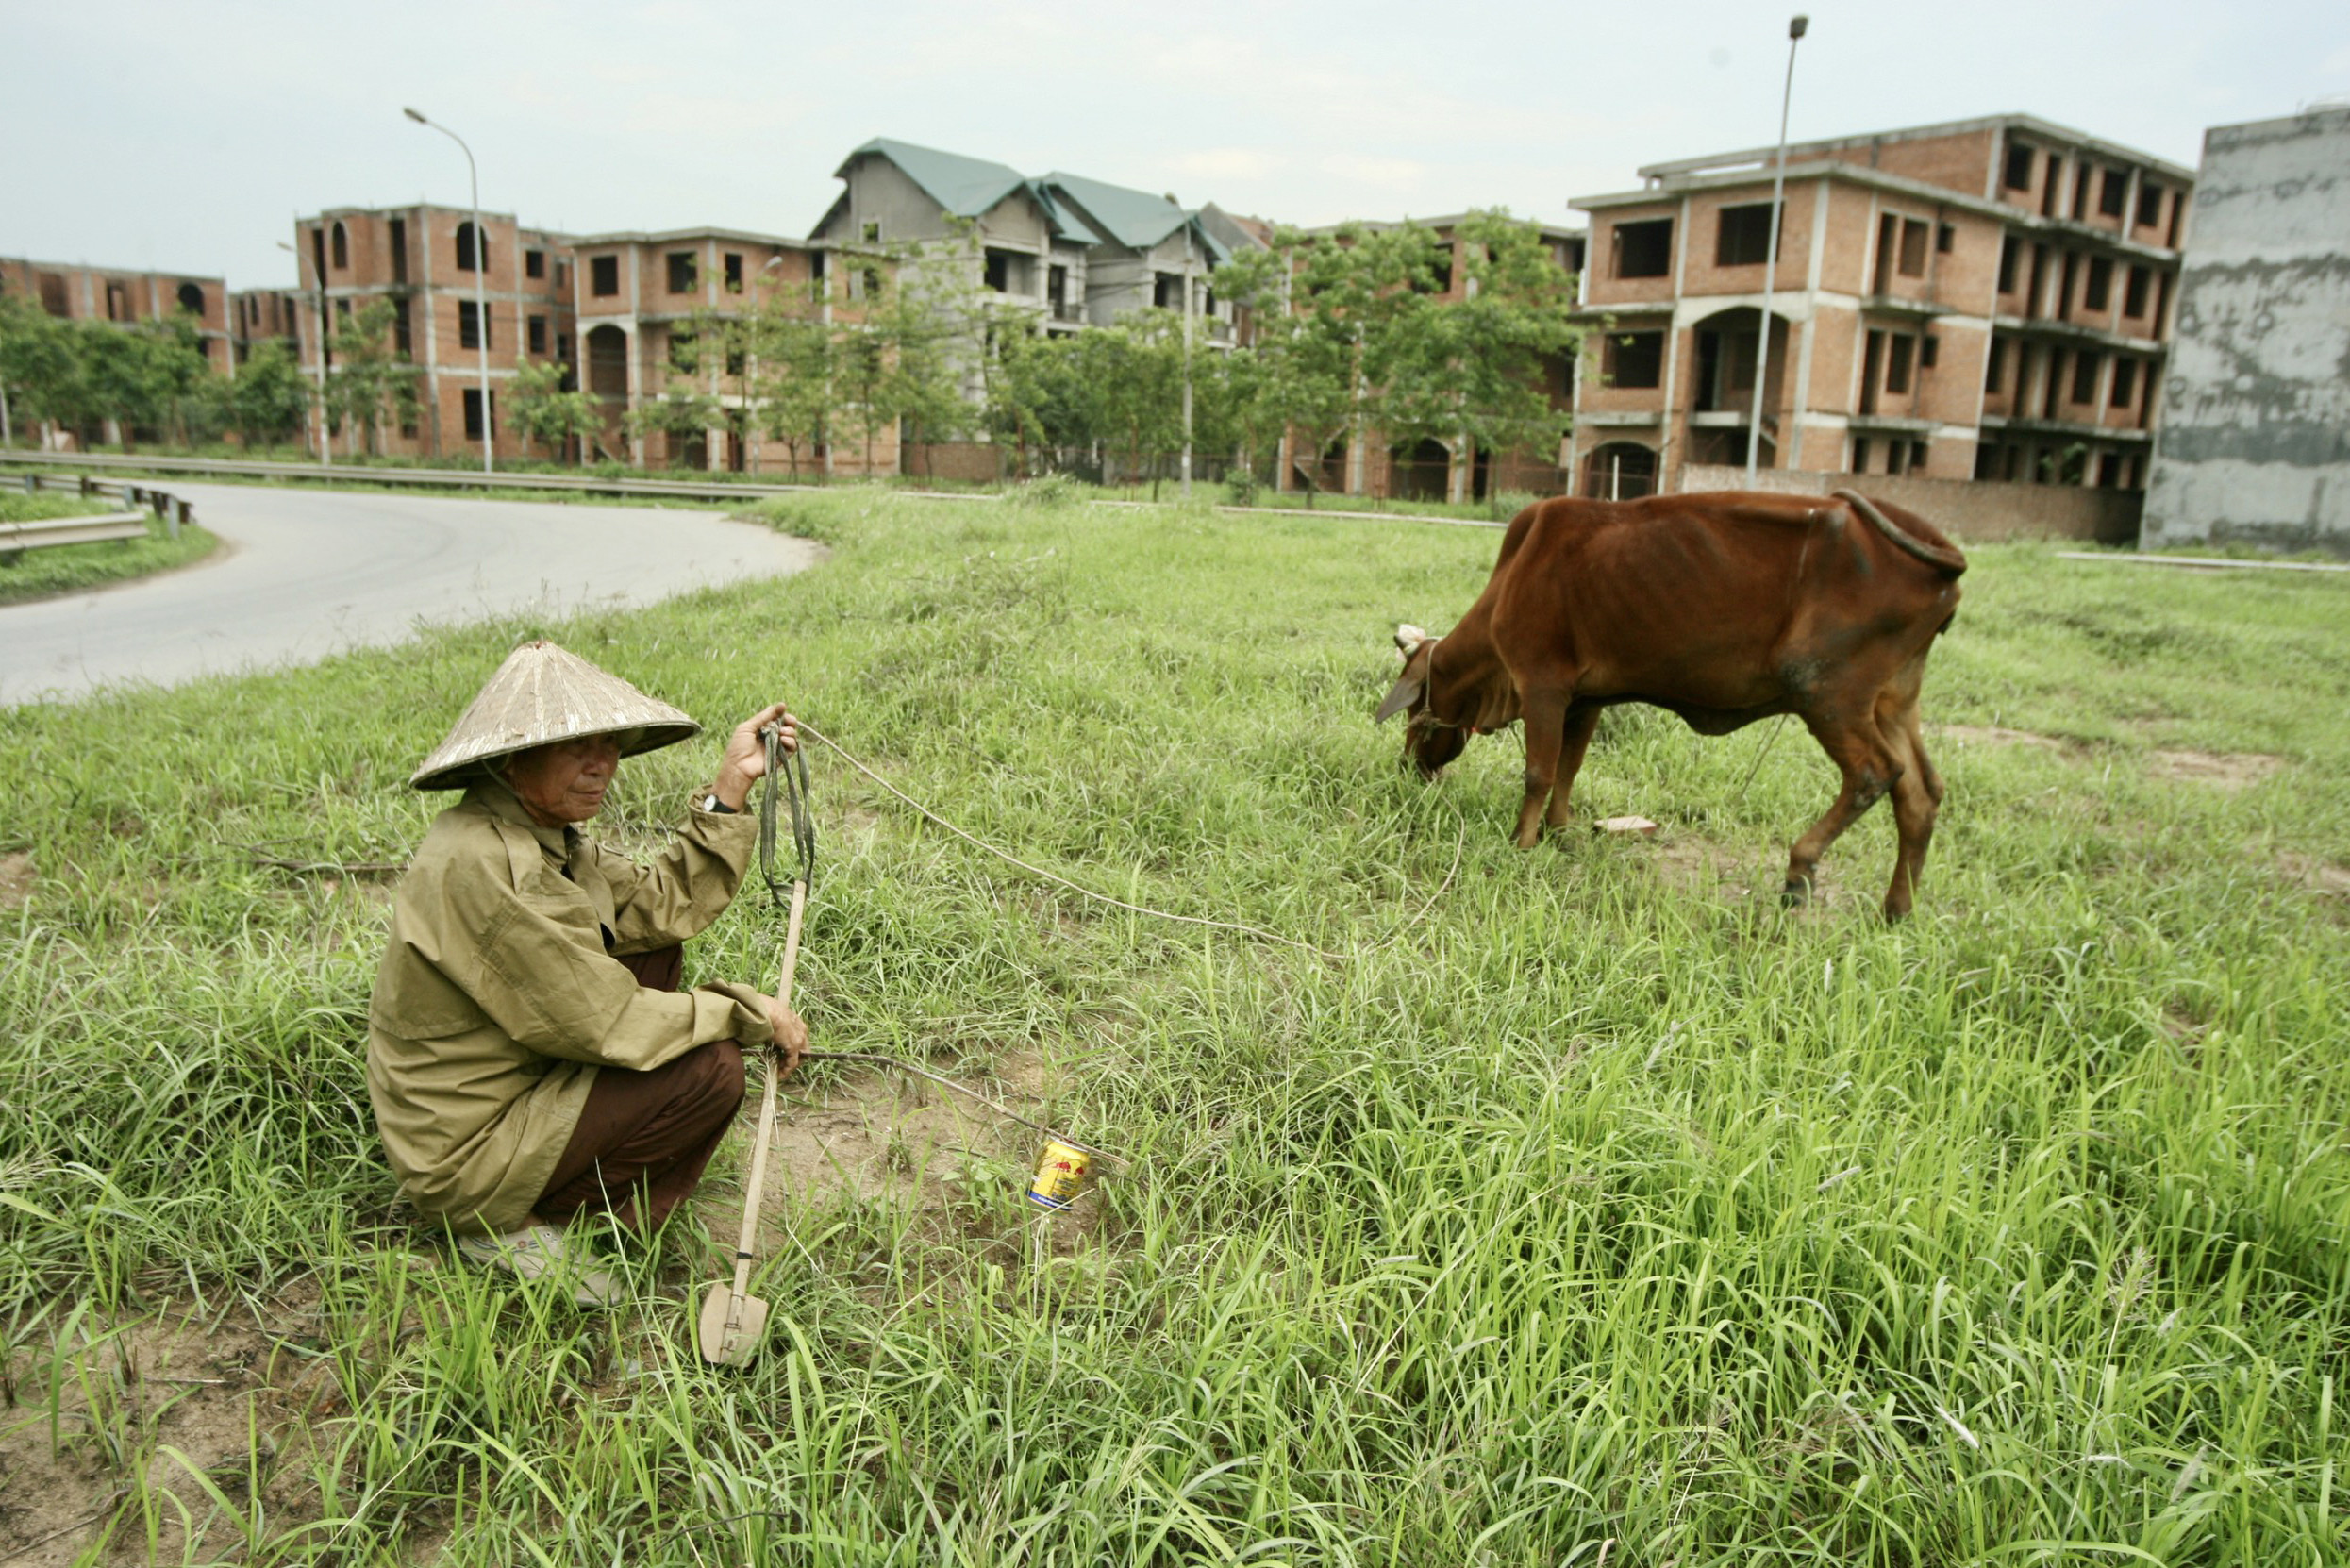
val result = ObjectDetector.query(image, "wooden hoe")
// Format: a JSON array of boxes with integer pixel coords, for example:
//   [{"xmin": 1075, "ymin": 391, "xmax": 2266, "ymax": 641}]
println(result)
[{"xmin": 697, "ymin": 724, "xmax": 814, "ymax": 1367}]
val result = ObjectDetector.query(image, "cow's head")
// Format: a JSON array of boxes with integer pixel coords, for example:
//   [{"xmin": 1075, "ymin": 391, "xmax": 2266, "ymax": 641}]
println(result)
[{"xmin": 1375, "ymin": 623, "xmax": 1469, "ymax": 779}]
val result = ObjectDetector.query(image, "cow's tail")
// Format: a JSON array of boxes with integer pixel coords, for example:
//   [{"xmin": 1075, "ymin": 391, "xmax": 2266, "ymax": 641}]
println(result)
[{"xmin": 1831, "ymin": 489, "xmax": 1968, "ymax": 576}]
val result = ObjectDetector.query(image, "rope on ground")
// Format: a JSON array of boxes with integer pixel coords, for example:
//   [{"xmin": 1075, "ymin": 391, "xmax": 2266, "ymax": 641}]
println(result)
[{"xmin": 790, "ymin": 717, "xmax": 1344, "ymax": 963}]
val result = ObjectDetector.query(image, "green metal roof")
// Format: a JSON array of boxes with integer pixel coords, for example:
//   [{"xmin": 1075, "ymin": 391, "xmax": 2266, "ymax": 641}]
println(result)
[{"xmin": 842, "ymin": 138, "xmax": 1029, "ymax": 221}]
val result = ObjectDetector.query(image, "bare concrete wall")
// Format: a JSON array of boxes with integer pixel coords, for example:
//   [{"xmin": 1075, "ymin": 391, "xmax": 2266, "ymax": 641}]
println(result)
[
  {"xmin": 2142, "ymin": 108, "xmax": 2350, "ymax": 556},
  {"xmin": 1679, "ymin": 463, "xmax": 2141, "ymax": 542}
]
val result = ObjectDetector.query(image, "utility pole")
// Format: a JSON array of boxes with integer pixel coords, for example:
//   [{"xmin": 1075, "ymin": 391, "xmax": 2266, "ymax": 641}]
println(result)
[
  {"xmin": 1180, "ymin": 223, "xmax": 1196, "ymax": 500},
  {"xmin": 1746, "ymin": 13, "xmax": 1808, "ymax": 486},
  {"xmin": 405, "ymin": 107, "xmax": 493, "ymax": 475}
]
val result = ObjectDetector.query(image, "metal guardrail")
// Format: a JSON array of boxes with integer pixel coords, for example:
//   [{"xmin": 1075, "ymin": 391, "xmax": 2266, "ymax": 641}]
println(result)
[
  {"xmin": 3, "ymin": 471, "xmax": 192, "ymax": 562},
  {"xmin": 0, "ymin": 449, "xmax": 971, "ymax": 507}
]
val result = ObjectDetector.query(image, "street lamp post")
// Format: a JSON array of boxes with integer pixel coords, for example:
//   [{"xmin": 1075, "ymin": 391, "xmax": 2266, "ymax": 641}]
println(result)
[
  {"xmin": 276, "ymin": 238, "xmax": 329, "ymax": 466},
  {"xmin": 1745, "ymin": 14, "xmax": 1808, "ymax": 487},
  {"xmin": 1180, "ymin": 223, "xmax": 1196, "ymax": 501},
  {"xmin": 404, "ymin": 107, "xmax": 493, "ymax": 475}
]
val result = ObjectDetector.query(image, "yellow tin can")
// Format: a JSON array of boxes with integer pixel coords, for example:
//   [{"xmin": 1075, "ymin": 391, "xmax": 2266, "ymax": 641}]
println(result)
[{"xmin": 1026, "ymin": 1137, "xmax": 1095, "ymax": 1210}]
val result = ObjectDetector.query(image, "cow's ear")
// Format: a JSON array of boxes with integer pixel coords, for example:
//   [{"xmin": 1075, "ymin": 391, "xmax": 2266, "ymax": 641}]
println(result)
[
  {"xmin": 1375, "ymin": 665, "xmax": 1423, "ymax": 724},
  {"xmin": 1394, "ymin": 623, "xmax": 1429, "ymax": 657}
]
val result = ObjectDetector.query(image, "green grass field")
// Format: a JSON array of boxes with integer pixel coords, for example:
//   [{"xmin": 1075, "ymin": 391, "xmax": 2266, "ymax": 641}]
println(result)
[
  {"xmin": 0, "ymin": 491, "xmax": 218, "ymax": 608},
  {"xmin": 2, "ymin": 492, "xmax": 2345, "ymax": 1564}
]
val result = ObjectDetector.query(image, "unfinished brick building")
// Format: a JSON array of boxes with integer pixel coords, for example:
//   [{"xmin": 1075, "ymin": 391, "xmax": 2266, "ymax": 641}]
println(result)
[
  {"xmin": 0, "ymin": 257, "xmax": 233, "ymax": 371},
  {"xmin": 568, "ymin": 226, "xmax": 874, "ymax": 475},
  {"xmin": 1569, "ymin": 115, "xmax": 2191, "ymax": 498},
  {"xmin": 291, "ymin": 204, "xmax": 575, "ymax": 460},
  {"xmin": 1279, "ymin": 216, "xmax": 1587, "ymax": 506}
]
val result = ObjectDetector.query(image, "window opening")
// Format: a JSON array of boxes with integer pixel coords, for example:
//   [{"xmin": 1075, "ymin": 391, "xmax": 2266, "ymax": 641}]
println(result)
[
  {"xmin": 591, "ymin": 256, "xmax": 620, "ymax": 296},
  {"xmin": 2040, "ymin": 154, "xmax": 2062, "ymax": 217},
  {"xmin": 2072, "ymin": 351, "xmax": 2102, "ymax": 403},
  {"xmin": 2136, "ymin": 182, "xmax": 2163, "ymax": 227},
  {"xmin": 457, "ymin": 222, "xmax": 487, "ymax": 274},
  {"xmin": 1610, "ymin": 219, "xmax": 1673, "ymax": 279},
  {"xmin": 2110, "ymin": 358, "xmax": 2137, "ymax": 408},
  {"xmin": 392, "ymin": 298, "xmax": 412, "ymax": 358},
  {"xmin": 1859, "ymin": 330, "xmax": 1884, "ymax": 413},
  {"xmin": 2099, "ymin": 169, "xmax": 2127, "ymax": 218},
  {"xmin": 528, "ymin": 314, "xmax": 547, "ymax": 355},
  {"xmin": 389, "ymin": 217, "xmax": 408, "ymax": 283},
  {"xmin": 331, "ymin": 222, "xmax": 348, "ymax": 270},
  {"xmin": 1936, "ymin": 222, "xmax": 1955, "ymax": 254},
  {"xmin": 176, "ymin": 282, "xmax": 205, "ymax": 316},
  {"xmin": 525, "ymin": 249, "xmax": 545, "ymax": 279},
  {"xmin": 1896, "ymin": 218, "xmax": 1928, "ymax": 278},
  {"xmin": 1885, "ymin": 334, "xmax": 1915, "ymax": 395},
  {"xmin": 462, "ymin": 388, "xmax": 494, "ymax": 441},
  {"xmin": 1985, "ymin": 339, "xmax": 2007, "ymax": 393},
  {"xmin": 1853, "ymin": 436, "xmax": 1873, "ymax": 473},
  {"xmin": 2084, "ymin": 256, "xmax": 2113, "ymax": 312},
  {"xmin": 2004, "ymin": 142, "xmax": 2034, "ymax": 190},
  {"xmin": 2072, "ymin": 164, "xmax": 2092, "ymax": 220},
  {"xmin": 725, "ymin": 253, "xmax": 743, "ymax": 292},
  {"xmin": 1601, "ymin": 330, "xmax": 1663, "ymax": 388},
  {"xmin": 2057, "ymin": 252, "xmax": 2077, "ymax": 319},
  {"xmin": 458, "ymin": 300, "xmax": 490, "ymax": 350},
  {"xmin": 1716, "ymin": 204, "xmax": 1778, "ymax": 267},
  {"xmin": 667, "ymin": 252, "xmax": 697, "ymax": 293},
  {"xmin": 1997, "ymin": 236, "xmax": 2019, "ymax": 294},
  {"xmin": 2124, "ymin": 263, "xmax": 2149, "ymax": 318},
  {"xmin": 1920, "ymin": 333, "xmax": 1939, "ymax": 369}
]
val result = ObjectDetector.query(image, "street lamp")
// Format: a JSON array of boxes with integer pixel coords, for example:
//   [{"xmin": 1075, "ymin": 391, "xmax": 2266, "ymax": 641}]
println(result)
[
  {"xmin": 1745, "ymin": 14, "xmax": 1808, "ymax": 486},
  {"xmin": 404, "ymin": 106, "xmax": 493, "ymax": 474},
  {"xmin": 277, "ymin": 238, "xmax": 329, "ymax": 466}
]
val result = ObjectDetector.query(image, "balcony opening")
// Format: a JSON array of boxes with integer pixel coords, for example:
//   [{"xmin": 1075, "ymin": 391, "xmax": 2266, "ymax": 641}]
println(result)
[
  {"xmin": 2136, "ymin": 182, "xmax": 2163, "ymax": 228},
  {"xmin": 1610, "ymin": 219, "xmax": 1673, "ymax": 279},
  {"xmin": 2071, "ymin": 164, "xmax": 2092, "ymax": 220},
  {"xmin": 1581, "ymin": 442, "xmax": 1657, "ymax": 500},
  {"xmin": 1985, "ymin": 339, "xmax": 2007, "ymax": 394},
  {"xmin": 2071, "ymin": 350, "xmax": 2103, "ymax": 404},
  {"xmin": 2057, "ymin": 252, "xmax": 2077, "ymax": 320},
  {"xmin": 1860, "ymin": 330, "xmax": 1884, "ymax": 414},
  {"xmin": 392, "ymin": 298, "xmax": 412, "ymax": 358},
  {"xmin": 2040, "ymin": 154, "xmax": 2062, "ymax": 217},
  {"xmin": 2100, "ymin": 169, "xmax": 2128, "ymax": 218},
  {"xmin": 2085, "ymin": 256, "xmax": 2113, "ymax": 312},
  {"xmin": 1884, "ymin": 334, "xmax": 1915, "ymax": 396},
  {"xmin": 1997, "ymin": 236, "xmax": 2019, "ymax": 295},
  {"xmin": 1897, "ymin": 218, "xmax": 1928, "ymax": 278},
  {"xmin": 2111, "ymin": 357, "xmax": 2137, "ymax": 409},
  {"xmin": 585, "ymin": 324, "xmax": 628, "ymax": 397},
  {"xmin": 2124, "ymin": 264, "xmax": 2150, "ymax": 318}
]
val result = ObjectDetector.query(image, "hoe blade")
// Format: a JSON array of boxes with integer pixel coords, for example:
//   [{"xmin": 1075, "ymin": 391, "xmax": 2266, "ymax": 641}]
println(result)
[{"xmin": 695, "ymin": 1283, "xmax": 771, "ymax": 1366}]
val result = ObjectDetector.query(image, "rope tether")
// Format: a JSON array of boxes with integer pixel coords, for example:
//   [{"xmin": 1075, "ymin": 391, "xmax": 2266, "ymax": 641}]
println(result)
[{"xmin": 789, "ymin": 717, "xmax": 1343, "ymax": 963}]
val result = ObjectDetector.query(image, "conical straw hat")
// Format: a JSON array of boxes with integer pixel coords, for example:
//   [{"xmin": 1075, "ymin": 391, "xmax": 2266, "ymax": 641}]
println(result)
[{"xmin": 410, "ymin": 640, "xmax": 702, "ymax": 790}]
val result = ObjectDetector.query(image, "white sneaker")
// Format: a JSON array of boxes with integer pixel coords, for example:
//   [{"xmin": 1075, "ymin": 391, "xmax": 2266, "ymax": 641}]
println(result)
[{"xmin": 457, "ymin": 1223, "xmax": 620, "ymax": 1308}]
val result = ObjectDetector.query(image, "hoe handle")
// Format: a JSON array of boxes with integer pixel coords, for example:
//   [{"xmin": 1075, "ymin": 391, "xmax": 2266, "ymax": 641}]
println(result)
[{"xmin": 726, "ymin": 876, "xmax": 805, "ymax": 1302}]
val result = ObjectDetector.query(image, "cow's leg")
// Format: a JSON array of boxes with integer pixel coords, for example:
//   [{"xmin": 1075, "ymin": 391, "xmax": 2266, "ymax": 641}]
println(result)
[
  {"xmin": 1876, "ymin": 669, "xmax": 1942, "ymax": 919},
  {"xmin": 1514, "ymin": 687, "xmax": 1573, "ymax": 848},
  {"xmin": 1543, "ymin": 706, "xmax": 1604, "ymax": 830},
  {"xmin": 1782, "ymin": 711, "xmax": 1903, "ymax": 906}
]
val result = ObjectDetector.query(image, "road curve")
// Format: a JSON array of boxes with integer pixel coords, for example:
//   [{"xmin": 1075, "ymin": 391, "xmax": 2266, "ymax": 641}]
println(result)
[{"xmin": 0, "ymin": 483, "xmax": 822, "ymax": 706}]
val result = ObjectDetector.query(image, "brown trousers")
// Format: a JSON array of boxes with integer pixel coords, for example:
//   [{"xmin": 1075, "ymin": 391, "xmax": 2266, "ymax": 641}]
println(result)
[{"xmin": 535, "ymin": 945, "xmax": 747, "ymax": 1233}]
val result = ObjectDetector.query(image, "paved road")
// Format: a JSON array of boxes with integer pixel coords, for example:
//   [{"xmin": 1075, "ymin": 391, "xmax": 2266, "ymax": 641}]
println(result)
[{"xmin": 0, "ymin": 484, "xmax": 821, "ymax": 705}]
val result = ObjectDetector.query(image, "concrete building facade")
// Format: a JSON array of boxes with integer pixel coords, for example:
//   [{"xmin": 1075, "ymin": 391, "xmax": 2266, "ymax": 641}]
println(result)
[
  {"xmin": 292, "ymin": 204, "xmax": 575, "ymax": 460},
  {"xmin": 1568, "ymin": 115, "xmax": 2191, "ymax": 499},
  {"xmin": 2142, "ymin": 108, "xmax": 2350, "ymax": 555}
]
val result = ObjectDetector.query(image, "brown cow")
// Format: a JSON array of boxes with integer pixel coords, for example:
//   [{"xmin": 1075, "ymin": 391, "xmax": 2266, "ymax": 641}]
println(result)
[{"xmin": 1375, "ymin": 489, "xmax": 1966, "ymax": 919}]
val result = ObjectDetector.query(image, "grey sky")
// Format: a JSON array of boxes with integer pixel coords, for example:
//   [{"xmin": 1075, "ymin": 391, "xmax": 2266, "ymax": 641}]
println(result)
[{"xmin": 5, "ymin": 0, "xmax": 2344, "ymax": 291}]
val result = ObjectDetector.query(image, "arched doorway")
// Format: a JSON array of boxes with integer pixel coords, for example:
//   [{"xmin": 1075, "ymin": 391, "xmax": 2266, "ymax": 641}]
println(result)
[
  {"xmin": 1581, "ymin": 442, "xmax": 1658, "ymax": 500},
  {"xmin": 1686, "ymin": 305, "xmax": 1792, "ymax": 468},
  {"xmin": 1391, "ymin": 437, "xmax": 1450, "ymax": 502}
]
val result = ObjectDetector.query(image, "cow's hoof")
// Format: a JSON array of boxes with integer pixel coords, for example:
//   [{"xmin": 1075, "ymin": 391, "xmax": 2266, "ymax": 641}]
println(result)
[{"xmin": 1780, "ymin": 878, "xmax": 1811, "ymax": 907}]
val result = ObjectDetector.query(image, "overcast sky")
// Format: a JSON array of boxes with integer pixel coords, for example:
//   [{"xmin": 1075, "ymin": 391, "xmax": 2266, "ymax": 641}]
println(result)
[{"xmin": 5, "ymin": 0, "xmax": 2345, "ymax": 290}]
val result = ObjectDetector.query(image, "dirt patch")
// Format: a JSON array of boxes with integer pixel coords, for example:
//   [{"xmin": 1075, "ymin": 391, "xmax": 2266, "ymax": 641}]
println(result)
[
  {"xmin": 2150, "ymin": 750, "xmax": 2286, "ymax": 789},
  {"xmin": 1931, "ymin": 725, "xmax": 2070, "ymax": 753},
  {"xmin": 0, "ymin": 852, "xmax": 30, "ymax": 910},
  {"xmin": 2279, "ymin": 852, "xmax": 2350, "ymax": 897},
  {"xmin": 0, "ymin": 1282, "xmax": 334, "ymax": 1567},
  {"xmin": 1645, "ymin": 829, "xmax": 1760, "ymax": 899}
]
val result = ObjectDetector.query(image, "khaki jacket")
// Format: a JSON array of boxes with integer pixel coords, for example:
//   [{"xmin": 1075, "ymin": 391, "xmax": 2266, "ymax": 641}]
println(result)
[{"xmin": 367, "ymin": 781, "xmax": 774, "ymax": 1234}]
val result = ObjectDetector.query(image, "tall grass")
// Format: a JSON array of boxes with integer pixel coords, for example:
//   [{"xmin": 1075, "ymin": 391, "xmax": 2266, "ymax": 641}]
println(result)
[{"xmin": 1, "ymin": 492, "xmax": 2345, "ymax": 1562}]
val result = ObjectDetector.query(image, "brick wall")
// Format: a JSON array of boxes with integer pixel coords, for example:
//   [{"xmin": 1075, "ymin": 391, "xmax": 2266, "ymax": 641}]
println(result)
[{"xmin": 1677, "ymin": 463, "xmax": 2141, "ymax": 542}]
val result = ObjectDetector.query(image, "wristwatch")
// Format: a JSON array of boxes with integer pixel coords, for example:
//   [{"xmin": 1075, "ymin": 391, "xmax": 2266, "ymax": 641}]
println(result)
[{"xmin": 701, "ymin": 793, "xmax": 738, "ymax": 814}]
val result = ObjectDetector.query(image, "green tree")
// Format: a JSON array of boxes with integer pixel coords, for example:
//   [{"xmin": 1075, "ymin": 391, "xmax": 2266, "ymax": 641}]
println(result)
[
  {"xmin": 625, "ymin": 335, "xmax": 720, "ymax": 468},
  {"xmin": 1070, "ymin": 310, "xmax": 1188, "ymax": 497},
  {"xmin": 721, "ymin": 285, "xmax": 838, "ymax": 479},
  {"xmin": 506, "ymin": 359, "xmax": 603, "ymax": 465},
  {"xmin": 225, "ymin": 339, "xmax": 311, "ymax": 450},
  {"xmin": 78, "ymin": 315, "xmax": 212, "ymax": 454},
  {"xmin": 322, "ymin": 300, "xmax": 416, "ymax": 457},
  {"xmin": 1414, "ymin": 210, "xmax": 1583, "ymax": 511},
  {"xmin": 0, "ymin": 292, "xmax": 89, "ymax": 446}
]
